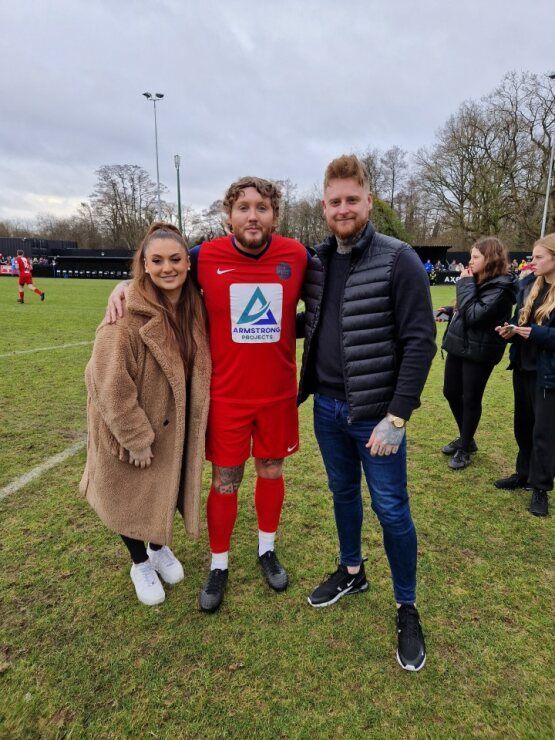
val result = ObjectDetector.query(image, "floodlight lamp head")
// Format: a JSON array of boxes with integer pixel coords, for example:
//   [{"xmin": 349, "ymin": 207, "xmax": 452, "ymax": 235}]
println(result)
[
  {"xmin": 143, "ymin": 92, "xmax": 152, "ymax": 99},
  {"xmin": 174, "ymin": 154, "xmax": 181, "ymax": 168},
  {"xmin": 155, "ymin": 93, "xmax": 164, "ymax": 99},
  {"xmin": 548, "ymin": 71, "xmax": 555, "ymax": 80}
]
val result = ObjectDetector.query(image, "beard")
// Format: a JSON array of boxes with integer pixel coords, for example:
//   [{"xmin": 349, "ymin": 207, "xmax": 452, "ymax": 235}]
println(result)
[
  {"xmin": 329, "ymin": 215, "xmax": 367, "ymax": 240},
  {"xmin": 234, "ymin": 227, "xmax": 271, "ymax": 252}
]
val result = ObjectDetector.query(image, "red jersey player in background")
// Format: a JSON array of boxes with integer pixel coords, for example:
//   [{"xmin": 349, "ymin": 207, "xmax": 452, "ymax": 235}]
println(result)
[
  {"xmin": 106, "ymin": 177, "xmax": 308, "ymax": 613},
  {"xmin": 15, "ymin": 249, "xmax": 45, "ymax": 303}
]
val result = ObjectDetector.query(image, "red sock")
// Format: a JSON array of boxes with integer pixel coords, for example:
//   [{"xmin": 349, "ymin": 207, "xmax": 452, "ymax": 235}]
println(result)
[
  {"xmin": 207, "ymin": 485, "xmax": 238, "ymax": 553},
  {"xmin": 18, "ymin": 290, "xmax": 24, "ymax": 300},
  {"xmin": 33, "ymin": 288, "xmax": 42, "ymax": 296},
  {"xmin": 254, "ymin": 477, "xmax": 285, "ymax": 533}
]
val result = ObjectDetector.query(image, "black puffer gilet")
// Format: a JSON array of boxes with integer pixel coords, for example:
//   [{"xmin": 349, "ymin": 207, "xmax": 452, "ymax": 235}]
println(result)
[{"xmin": 298, "ymin": 223, "xmax": 406, "ymax": 421}]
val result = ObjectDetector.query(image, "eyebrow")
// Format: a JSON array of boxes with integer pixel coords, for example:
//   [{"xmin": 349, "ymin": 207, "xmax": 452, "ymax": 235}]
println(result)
[{"xmin": 149, "ymin": 252, "xmax": 184, "ymax": 258}]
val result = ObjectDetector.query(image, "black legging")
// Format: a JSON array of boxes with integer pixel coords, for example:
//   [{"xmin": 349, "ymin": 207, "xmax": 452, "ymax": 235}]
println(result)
[
  {"xmin": 513, "ymin": 369, "xmax": 555, "ymax": 491},
  {"xmin": 120, "ymin": 535, "xmax": 162, "ymax": 564},
  {"xmin": 443, "ymin": 354, "xmax": 496, "ymax": 451}
]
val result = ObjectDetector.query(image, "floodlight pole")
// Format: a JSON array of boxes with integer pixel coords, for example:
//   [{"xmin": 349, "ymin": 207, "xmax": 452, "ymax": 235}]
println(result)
[
  {"xmin": 540, "ymin": 72, "xmax": 555, "ymax": 238},
  {"xmin": 174, "ymin": 154, "xmax": 183, "ymax": 233},
  {"xmin": 143, "ymin": 92, "xmax": 164, "ymax": 220}
]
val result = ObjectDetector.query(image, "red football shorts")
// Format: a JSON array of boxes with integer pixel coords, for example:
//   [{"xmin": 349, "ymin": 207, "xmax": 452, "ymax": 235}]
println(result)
[
  {"xmin": 18, "ymin": 274, "xmax": 33, "ymax": 286},
  {"xmin": 206, "ymin": 396, "xmax": 300, "ymax": 467}
]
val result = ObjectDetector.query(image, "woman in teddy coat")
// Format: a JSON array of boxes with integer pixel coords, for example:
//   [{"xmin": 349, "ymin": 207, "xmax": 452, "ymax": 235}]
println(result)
[{"xmin": 80, "ymin": 222, "xmax": 211, "ymax": 605}]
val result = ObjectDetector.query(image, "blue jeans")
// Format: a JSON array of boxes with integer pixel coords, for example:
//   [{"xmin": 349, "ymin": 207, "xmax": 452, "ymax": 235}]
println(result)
[{"xmin": 313, "ymin": 393, "xmax": 417, "ymax": 604}]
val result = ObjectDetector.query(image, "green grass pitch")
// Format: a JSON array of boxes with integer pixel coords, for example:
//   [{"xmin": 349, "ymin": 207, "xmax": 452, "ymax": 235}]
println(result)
[{"xmin": 0, "ymin": 276, "xmax": 553, "ymax": 737}]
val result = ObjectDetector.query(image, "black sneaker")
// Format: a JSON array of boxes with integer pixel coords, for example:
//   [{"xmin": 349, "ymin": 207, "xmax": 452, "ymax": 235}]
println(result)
[
  {"xmin": 199, "ymin": 568, "xmax": 228, "ymax": 613},
  {"xmin": 40, "ymin": 292, "xmax": 45, "ymax": 301},
  {"xmin": 17, "ymin": 298, "xmax": 24, "ymax": 304},
  {"xmin": 494, "ymin": 473, "xmax": 527, "ymax": 490},
  {"xmin": 396, "ymin": 604, "xmax": 426, "ymax": 672},
  {"xmin": 442, "ymin": 437, "xmax": 478, "ymax": 455},
  {"xmin": 258, "ymin": 550, "xmax": 288, "ymax": 591},
  {"xmin": 449, "ymin": 448, "xmax": 471, "ymax": 470},
  {"xmin": 529, "ymin": 489, "xmax": 549, "ymax": 517},
  {"xmin": 307, "ymin": 563, "xmax": 368, "ymax": 608}
]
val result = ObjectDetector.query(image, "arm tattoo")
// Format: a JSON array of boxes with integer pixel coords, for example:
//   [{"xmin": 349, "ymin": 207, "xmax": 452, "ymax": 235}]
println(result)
[{"xmin": 214, "ymin": 464, "xmax": 244, "ymax": 494}]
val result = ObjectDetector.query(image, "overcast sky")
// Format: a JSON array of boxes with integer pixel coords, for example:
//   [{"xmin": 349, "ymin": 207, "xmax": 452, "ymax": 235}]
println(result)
[{"xmin": 1, "ymin": 0, "xmax": 553, "ymax": 222}]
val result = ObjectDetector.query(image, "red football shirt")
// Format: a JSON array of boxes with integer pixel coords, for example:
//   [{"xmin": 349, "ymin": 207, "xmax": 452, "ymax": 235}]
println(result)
[
  {"xmin": 16, "ymin": 256, "xmax": 31, "ymax": 276},
  {"xmin": 195, "ymin": 235, "xmax": 308, "ymax": 404}
]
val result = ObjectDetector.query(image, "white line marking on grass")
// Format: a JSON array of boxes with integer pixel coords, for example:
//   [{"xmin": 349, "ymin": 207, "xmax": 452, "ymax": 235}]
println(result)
[
  {"xmin": 0, "ymin": 440, "xmax": 86, "ymax": 502},
  {"xmin": 0, "ymin": 341, "xmax": 93, "ymax": 359}
]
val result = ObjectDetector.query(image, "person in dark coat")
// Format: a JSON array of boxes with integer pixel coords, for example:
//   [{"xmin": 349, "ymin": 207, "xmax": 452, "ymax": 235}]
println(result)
[
  {"xmin": 441, "ymin": 237, "xmax": 517, "ymax": 469},
  {"xmin": 297, "ymin": 155, "xmax": 436, "ymax": 672},
  {"xmin": 495, "ymin": 233, "xmax": 555, "ymax": 516}
]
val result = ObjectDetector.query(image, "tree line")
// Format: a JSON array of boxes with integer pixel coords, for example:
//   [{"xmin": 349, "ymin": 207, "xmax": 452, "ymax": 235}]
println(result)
[{"xmin": 1, "ymin": 71, "xmax": 553, "ymax": 250}]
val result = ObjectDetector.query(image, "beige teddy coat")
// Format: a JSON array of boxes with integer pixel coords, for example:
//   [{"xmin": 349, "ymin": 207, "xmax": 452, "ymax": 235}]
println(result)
[{"xmin": 79, "ymin": 283, "xmax": 211, "ymax": 544}]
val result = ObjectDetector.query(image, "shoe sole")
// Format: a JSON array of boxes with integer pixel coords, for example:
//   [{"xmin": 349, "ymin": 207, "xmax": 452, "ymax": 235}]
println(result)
[
  {"xmin": 396, "ymin": 650, "xmax": 426, "ymax": 672},
  {"xmin": 199, "ymin": 600, "xmax": 223, "ymax": 613},
  {"xmin": 307, "ymin": 582, "xmax": 369, "ymax": 608},
  {"xmin": 136, "ymin": 593, "xmax": 165, "ymax": 606}
]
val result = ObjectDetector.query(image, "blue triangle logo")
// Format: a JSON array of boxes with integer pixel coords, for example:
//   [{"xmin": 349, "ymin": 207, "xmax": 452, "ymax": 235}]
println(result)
[{"xmin": 237, "ymin": 287, "xmax": 277, "ymax": 326}]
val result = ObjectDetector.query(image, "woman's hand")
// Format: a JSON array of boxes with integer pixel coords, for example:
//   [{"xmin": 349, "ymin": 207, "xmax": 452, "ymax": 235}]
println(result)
[
  {"xmin": 495, "ymin": 322, "xmax": 516, "ymax": 340},
  {"xmin": 460, "ymin": 267, "xmax": 473, "ymax": 278},
  {"xmin": 128, "ymin": 446, "xmax": 154, "ymax": 469},
  {"xmin": 511, "ymin": 326, "xmax": 532, "ymax": 340}
]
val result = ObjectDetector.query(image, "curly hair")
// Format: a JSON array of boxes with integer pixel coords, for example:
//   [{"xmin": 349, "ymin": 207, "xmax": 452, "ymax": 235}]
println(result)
[
  {"xmin": 222, "ymin": 177, "xmax": 281, "ymax": 220},
  {"xmin": 471, "ymin": 236, "xmax": 509, "ymax": 284},
  {"xmin": 519, "ymin": 234, "xmax": 555, "ymax": 326}
]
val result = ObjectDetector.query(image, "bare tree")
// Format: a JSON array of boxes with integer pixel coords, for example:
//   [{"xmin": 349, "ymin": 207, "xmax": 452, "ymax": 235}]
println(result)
[
  {"xmin": 89, "ymin": 164, "xmax": 168, "ymax": 248},
  {"xmin": 381, "ymin": 146, "xmax": 408, "ymax": 208}
]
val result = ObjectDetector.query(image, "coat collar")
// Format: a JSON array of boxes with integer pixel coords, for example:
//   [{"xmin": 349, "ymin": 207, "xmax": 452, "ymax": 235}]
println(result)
[{"xmin": 316, "ymin": 221, "xmax": 376, "ymax": 262}]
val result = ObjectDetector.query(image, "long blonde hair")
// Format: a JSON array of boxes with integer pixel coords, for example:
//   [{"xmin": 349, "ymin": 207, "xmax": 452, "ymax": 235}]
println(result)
[{"xmin": 519, "ymin": 234, "xmax": 555, "ymax": 326}]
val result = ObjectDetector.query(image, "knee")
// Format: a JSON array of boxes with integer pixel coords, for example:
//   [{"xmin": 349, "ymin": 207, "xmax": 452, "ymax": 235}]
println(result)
[
  {"xmin": 255, "ymin": 458, "xmax": 284, "ymax": 480},
  {"xmin": 371, "ymin": 497, "xmax": 412, "ymax": 531}
]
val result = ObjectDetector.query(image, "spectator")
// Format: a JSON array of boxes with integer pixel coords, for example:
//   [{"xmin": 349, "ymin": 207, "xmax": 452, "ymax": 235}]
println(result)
[
  {"xmin": 441, "ymin": 237, "xmax": 517, "ymax": 469},
  {"xmin": 494, "ymin": 234, "xmax": 555, "ymax": 516}
]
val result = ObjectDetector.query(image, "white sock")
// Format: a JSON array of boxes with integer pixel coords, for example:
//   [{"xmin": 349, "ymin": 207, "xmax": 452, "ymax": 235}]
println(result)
[
  {"xmin": 210, "ymin": 551, "xmax": 228, "ymax": 571},
  {"xmin": 258, "ymin": 530, "xmax": 276, "ymax": 557}
]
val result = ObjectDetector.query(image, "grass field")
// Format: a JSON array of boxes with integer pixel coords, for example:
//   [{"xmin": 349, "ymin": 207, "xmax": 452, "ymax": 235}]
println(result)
[{"xmin": 0, "ymin": 276, "xmax": 553, "ymax": 738}]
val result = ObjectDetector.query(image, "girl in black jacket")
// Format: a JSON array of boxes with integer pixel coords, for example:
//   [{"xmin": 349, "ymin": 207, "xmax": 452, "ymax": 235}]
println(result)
[
  {"xmin": 495, "ymin": 234, "xmax": 555, "ymax": 517},
  {"xmin": 441, "ymin": 237, "xmax": 517, "ymax": 470}
]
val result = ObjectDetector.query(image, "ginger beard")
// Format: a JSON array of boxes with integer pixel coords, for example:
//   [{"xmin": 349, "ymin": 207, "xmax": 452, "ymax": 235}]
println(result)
[{"xmin": 323, "ymin": 177, "xmax": 373, "ymax": 240}]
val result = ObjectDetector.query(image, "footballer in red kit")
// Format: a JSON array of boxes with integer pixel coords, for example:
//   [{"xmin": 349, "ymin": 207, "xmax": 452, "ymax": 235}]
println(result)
[
  {"xmin": 15, "ymin": 249, "xmax": 45, "ymax": 303},
  {"xmin": 190, "ymin": 179, "xmax": 308, "ymax": 612},
  {"xmin": 105, "ymin": 176, "xmax": 309, "ymax": 612}
]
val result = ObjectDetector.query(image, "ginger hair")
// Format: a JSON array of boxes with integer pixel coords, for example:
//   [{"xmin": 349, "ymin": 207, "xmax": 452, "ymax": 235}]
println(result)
[{"xmin": 324, "ymin": 155, "xmax": 370, "ymax": 190}]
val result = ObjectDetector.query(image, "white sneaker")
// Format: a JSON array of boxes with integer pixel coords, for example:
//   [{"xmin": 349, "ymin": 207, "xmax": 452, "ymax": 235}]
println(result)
[
  {"xmin": 147, "ymin": 545, "xmax": 184, "ymax": 585},
  {"xmin": 130, "ymin": 561, "xmax": 165, "ymax": 605}
]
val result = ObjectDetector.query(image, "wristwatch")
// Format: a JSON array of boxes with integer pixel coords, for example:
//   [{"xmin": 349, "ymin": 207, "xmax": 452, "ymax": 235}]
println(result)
[{"xmin": 387, "ymin": 414, "xmax": 407, "ymax": 429}]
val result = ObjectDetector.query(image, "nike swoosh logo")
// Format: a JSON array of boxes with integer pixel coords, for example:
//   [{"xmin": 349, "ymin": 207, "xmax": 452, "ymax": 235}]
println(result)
[
  {"xmin": 217, "ymin": 268, "xmax": 235, "ymax": 275},
  {"xmin": 287, "ymin": 444, "xmax": 298, "ymax": 452}
]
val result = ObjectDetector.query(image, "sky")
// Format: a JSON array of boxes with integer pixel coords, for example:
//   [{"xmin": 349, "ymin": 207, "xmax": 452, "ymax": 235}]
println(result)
[{"xmin": 1, "ymin": 0, "xmax": 553, "ymax": 222}]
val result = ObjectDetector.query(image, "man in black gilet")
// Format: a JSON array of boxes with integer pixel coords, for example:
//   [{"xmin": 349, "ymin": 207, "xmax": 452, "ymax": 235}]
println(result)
[{"xmin": 297, "ymin": 155, "xmax": 436, "ymax": 671}]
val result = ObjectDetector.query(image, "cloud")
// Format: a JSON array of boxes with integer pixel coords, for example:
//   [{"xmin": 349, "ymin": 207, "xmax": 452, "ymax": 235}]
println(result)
[{"xmin": 1, "ymin": 0, "xmax": 553, "ymax": 221}]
